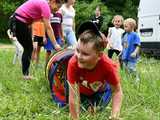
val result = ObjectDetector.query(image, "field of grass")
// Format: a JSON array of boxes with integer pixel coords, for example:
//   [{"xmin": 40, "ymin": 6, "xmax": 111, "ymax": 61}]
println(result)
[{"xmin": 0, "ymin": 48, "xmax": 160, "ymax": 120}]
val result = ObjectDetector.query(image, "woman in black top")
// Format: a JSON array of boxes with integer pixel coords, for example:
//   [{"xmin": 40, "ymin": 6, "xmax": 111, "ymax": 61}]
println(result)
[{"xmin": 91, "ymin": 6, "xmax": 103, "ymax": 30}]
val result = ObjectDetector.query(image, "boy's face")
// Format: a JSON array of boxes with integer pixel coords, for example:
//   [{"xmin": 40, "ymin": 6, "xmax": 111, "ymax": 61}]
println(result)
[
  {"xmin": 75, "ymin": 39, "xmax": 101, "ymax": 69},
  {"xmin": 50, "ymin": 1, "xmax": 62, "ymax": 12},
  {"xmin": 124, "ymin": 22, "xmax": 132, "ymax": 32}
]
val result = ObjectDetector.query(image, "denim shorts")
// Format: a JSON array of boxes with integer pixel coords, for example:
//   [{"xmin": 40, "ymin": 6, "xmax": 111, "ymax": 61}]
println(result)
[{"xmin": 123, "ymin": 61, "xmax": 137, "ymax": 72}]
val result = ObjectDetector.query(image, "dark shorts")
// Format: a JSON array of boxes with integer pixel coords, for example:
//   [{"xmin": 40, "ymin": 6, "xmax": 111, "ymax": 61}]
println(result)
[
  {"xmin": 33, "ymin": 35, "xmax": 44, "ymax": 46},
  {"xmin": 44, "ymin": 37, "xmax": 63, "ymax": 51},
  {"xmin": 80, "ymin": 83, "xmax": 112, "ymax": 111}
]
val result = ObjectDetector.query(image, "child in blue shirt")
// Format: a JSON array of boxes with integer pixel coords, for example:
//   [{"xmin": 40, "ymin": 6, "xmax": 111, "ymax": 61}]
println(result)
[{"xmin": 121, "ymin": 18, "xmax": 141, "ymax": 80}]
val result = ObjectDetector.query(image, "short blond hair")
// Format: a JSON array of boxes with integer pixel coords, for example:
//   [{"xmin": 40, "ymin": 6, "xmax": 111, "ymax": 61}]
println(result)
[
  {"xmin": 124, "ymin": 18, "xmax": 136, "ymax": 29},
  {"xmin": 112, "ymin": 15, "xmax": 124, "ymax": 24}
]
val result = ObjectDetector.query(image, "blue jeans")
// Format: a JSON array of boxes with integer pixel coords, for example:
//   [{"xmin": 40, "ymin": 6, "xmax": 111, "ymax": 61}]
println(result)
[{"xmin": 63, "ymin": 27, "xmax": 77, "ymax": 47}]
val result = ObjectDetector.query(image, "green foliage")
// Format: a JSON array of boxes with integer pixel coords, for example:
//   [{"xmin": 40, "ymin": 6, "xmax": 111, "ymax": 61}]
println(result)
[
  {"xmin": 103, "ymin": 0, "xmax": 126, "ymax": 14},
  {"xmin": 122, "ymin": 0, "xmax": 139, "ymax": 20},
  {"xmin": 0, "ymin": 0, "xmax": 25, "ymax": 38},
  {"xmin": 0, "ymin": 0, "xmax": 25, "ymax": 15},
  {"xmin": 75, "ymin": 0, "xmax": 112, "ymax": 33}
]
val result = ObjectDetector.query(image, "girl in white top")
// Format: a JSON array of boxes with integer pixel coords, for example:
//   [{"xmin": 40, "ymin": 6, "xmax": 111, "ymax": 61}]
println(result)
[
  {"xmin": 60, "ymin": 0, "xmax": 77, "ymax": 47},
  {"xmin": 107, "ymin": 15, "xmax": 124, "ymax": 59}
]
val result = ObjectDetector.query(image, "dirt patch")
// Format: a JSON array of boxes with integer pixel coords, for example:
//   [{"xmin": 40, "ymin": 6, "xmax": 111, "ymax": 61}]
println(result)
[{"xmin": 0, "ymin": 44, "xmax": 14, "ymax": 49}]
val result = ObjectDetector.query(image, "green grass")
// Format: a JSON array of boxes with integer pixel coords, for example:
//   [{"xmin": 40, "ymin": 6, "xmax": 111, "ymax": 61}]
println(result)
[{"xmin": 0, "ymin": 49, "xmax": 160, "ymax": 120}]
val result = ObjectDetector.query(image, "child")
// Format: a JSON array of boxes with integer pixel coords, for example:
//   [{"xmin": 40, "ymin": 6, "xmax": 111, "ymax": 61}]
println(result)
[
  {"xmin": 107, "ymin": 15, "xmax": 124, "ymax": 59},
  {"xmin": 121, "ymin": 18, "xmax": 141, "ymax": 80},
  {"xmin": 32, "ymin": 20, "xmax": 45, "ymax": 65},
  {"xmin": 44, "ymin": 1, "xmax": 64, "ymax": 63},
  {"xmin": 67, "ymin": 21, "xmax": 123, "ymax": 120},
  {"xmin": 7, "ymin": 29, "xmax": 23, "ymax": 64}
]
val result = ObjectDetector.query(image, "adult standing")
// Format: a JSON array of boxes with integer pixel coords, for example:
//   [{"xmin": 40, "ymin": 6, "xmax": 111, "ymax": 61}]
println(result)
[
  {"xmin": 91, "ymin": 6, "xmax": 103, "ymax": 30},
  {"xmin": 13, "ymin": 0, "xmax": 62, "ymax": 80},
  {"xmin": 60, "ymin": 0, "xmax": 77, "ymax": 47}
]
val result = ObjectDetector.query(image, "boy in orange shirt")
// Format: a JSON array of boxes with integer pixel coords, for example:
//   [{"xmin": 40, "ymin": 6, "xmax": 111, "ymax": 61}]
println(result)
[{"xmin": 32, "ymin": 20, "xmax": 45, "ymax": 65}]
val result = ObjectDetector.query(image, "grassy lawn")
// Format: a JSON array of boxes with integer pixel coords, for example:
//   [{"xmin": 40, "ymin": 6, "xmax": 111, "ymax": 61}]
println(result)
[{"xmin": 0, "ymin": 48, "xmax": 160, "ymax": 120}]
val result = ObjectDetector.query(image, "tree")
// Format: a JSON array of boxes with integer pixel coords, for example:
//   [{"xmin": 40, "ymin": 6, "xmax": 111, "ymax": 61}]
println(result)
[
  {"xmin": 0, "ymin": 0, "xmax": 25, "ymax": 37},
  {"xmin": 75, "ymin": 0, "xmax": 112, "ymax": 33}
]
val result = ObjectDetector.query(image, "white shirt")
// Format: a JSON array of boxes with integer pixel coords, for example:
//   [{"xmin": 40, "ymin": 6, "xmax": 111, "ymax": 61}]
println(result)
[
  {"xmin": 60, "ymin": 4, "xmax": 75, "ymax": 27},
  {"xmin": 108, "ymin": 27, "xmax": 124, "ymax": 51}
]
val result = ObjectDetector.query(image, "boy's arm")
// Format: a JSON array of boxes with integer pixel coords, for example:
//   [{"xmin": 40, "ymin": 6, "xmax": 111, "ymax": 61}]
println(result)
[
  {"xmin": 60, "ymin": 25, "xmax": 65, "ymax": 43},
  {"xmin": 68, "ymin": 82, "xmax": 80, "ymax": 120},
  {"xmin": 130, "ymin": 45, "xmax": 140, "ymax": 58},
  {"xmin": 110, "ymin": 83, "xmax": 123, "ymax": 120}
]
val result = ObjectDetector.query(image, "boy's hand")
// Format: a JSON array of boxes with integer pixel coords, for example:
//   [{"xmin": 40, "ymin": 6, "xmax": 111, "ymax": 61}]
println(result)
[
  {"xmin": 130, "ymin": 52, "xmax": 137, "ymax": 58},
  {"xmin": 43, "ymin": 37, "xmax": 47, "ymax": 45}
]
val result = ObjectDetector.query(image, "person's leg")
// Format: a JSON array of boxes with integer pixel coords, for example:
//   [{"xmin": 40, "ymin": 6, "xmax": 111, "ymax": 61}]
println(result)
[
  {"xmin": 44, "ymin": 38, "xmax": 53, "ymax": 64},
  {"xmin": 127, "ymin": 61, "xmax": 140, "ymax": 83},
  {"xmin": 36, "ymin": 36, "xmax": 43, "ymax": 64},
  {"xmin": 15, "ymin": 19, "xmax": 33, "ymax": 78},
  {"xmin": 108, "ymin": 49, "xmax": 114, "ymax": 58},
  {"xmin": 114, "ymin": 50, "xmax": 121, "ymax": 56},
  {"xmin": 15, "ymin": 40, "xmax": 23, "ymax": 64},
  {"xmin": 32, "ymin": 36, "xmax": 38, "ymax": 62},
  {"xmin": 89, "ymin": 84, "xmax": 112, "ymax": 112},
  {"xmin": 65, "ymin": 30, "xmax": 77, "ymax": 47},
  {"xmin": 36, "ymin": 46, "xmax": 41, "ymax": 64},
  {"xmin": 45, "ymin": 50, "xmax": 51, "ymax": 64},
  {"xmin": 80, "ymin": 94, "xmax": 92, "ymax": 112},
  {"xmin": 114, "ymin": 49, "xmax": 122, "ymax": 67},
  {"xmin": 12, "ymin": 40, "xmax": 18, "ymax": 64}
]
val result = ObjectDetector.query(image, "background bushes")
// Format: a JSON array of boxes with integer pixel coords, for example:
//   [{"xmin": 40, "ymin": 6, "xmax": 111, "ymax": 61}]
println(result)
[{"xmin": 0, "ymin": 0, "xmax": 140, "ymax": 38}]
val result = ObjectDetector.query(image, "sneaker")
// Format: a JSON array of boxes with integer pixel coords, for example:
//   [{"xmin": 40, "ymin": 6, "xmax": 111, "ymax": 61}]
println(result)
[{"xmin": 23, "ymin": 75, "xmax": 34, "ymax": 80}]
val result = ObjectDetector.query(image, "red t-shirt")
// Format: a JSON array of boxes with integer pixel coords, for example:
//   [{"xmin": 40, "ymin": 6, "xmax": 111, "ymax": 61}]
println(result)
[{"xmin": 67, "ymin": 53, "xmax": 120, "ymax": 96}]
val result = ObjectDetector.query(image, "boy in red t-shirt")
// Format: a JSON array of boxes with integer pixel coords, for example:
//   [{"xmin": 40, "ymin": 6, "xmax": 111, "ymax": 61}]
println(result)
[{"xmin": 67, "ymin": 21, "xmax": 123, "ymax": 120}]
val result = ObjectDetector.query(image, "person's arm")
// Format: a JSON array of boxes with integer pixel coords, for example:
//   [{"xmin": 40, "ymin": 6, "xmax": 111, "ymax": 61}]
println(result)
[
  {"xmin": 68, "ymin": 82, "xmax": 80, "ymax": 120},
  {"xmin": 60, "ymin": 24, "xmax": 65, "ymax": 44},
  {"xmin": 42, "ymin": 18, "xmax": 61, "ymax": 51},
  {"xmin": 110, "ymin": 83, "xmax": 123, "ymax": 120},
  {"xmin": 72, "ymin": 19, "xmax": 76, "ymax": 32},
  {"xmin": 130, "ymin": 45, "xmax": 140, "ymax": 58}
]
